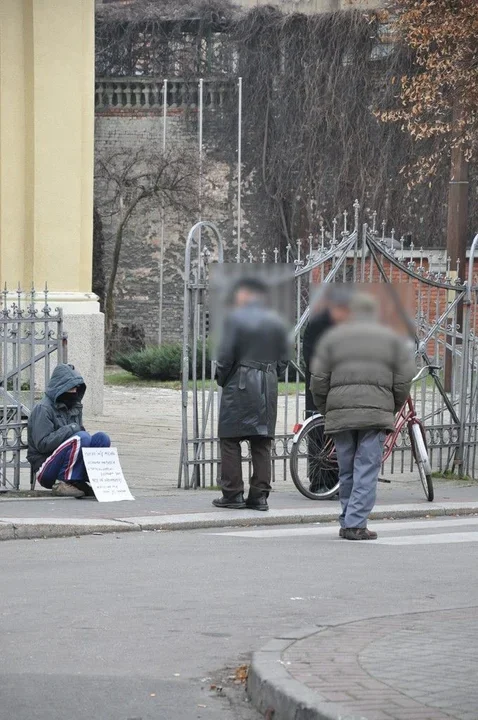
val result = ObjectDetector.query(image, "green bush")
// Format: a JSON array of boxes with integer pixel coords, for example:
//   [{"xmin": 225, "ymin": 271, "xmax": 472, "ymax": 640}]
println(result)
[{"xmin": 115, "ymin": 342, "xmax": 212, "ymax": 381}]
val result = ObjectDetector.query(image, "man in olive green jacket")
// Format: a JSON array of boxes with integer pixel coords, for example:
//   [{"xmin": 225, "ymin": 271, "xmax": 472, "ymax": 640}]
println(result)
[{"xmin": 310, "ymin": 292, "xmax": 416, "ymax": 540}]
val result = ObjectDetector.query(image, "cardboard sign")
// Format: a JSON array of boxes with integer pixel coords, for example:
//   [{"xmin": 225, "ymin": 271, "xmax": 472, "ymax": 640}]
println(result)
[{"xmin": 82, "ymin": 447, "xmax": 134, "ymax": 502}]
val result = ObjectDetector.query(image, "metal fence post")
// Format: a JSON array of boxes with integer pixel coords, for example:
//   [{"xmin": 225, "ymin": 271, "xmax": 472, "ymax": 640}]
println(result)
[
  {"xmin": 179, "ymin": 221, "xmax": 223, "ymax": 489},
  {"xmin": 0, "ymin": 285, "xmax": 66, "ymax": 490},
  {"xmin": 457, "ymin": 232, "xmax": 478, "ymax": 475}
]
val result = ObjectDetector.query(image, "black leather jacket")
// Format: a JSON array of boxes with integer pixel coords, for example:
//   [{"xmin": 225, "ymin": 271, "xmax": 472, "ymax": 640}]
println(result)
[{"xmin": 216, "ymin": 301, "xmax": 288, "ymax": 439}]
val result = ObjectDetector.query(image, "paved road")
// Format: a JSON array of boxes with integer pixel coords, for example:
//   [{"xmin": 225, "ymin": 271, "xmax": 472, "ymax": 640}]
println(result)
[{"xmin": 2, "ymin": 516, "xmax": 478, "ymax": 720}]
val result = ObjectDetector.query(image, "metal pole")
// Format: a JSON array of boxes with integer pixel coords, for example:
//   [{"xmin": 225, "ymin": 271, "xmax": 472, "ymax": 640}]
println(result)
[
  {"xmin": 158, "ymin": 78, "xmax": 167, "ymax": 345},
  {"xmin": 445, "ymin": 102, "xmax": 469, "ymax": 392},
  {"xmin": 237, "ymin": 77, "xmax": 242, "ymax": 263},
  {"xmin": 198, "ymin": 79, "xmax": 204, "ymax": 257},
  {"xmin": 458, "ymin": 232, "xmax": 478, "ymax": 475},
  {"xmin": 361, "ymin": 223, "xmax": 368, "ymax": 283}
]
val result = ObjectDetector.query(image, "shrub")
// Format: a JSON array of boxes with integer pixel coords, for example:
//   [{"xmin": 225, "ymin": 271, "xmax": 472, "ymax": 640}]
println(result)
[{"xmin": 115, "ymin": 342, "xmax": 212, "ymax": 381}]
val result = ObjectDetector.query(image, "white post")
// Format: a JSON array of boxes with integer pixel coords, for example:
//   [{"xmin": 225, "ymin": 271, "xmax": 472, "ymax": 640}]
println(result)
[
  {"xmin": 237, "ymin": 77, "xmax": 242, "ymax": 263},
  {"xmin": 198, "ymin": 78, "xmax": 204, "ymax": 201},
  {"xmin": 158, "ymin": 78, "xmax": 168, "ymax": 345},
  {"xmin": 198, "ymin": 79, "xmax": 204, "ymax": 256}
]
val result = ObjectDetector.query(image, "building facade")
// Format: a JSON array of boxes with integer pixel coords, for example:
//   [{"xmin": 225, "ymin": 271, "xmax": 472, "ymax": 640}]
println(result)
[{"xmin": 0, "ymin": 0, "xmax": 103, "ymax": 413}]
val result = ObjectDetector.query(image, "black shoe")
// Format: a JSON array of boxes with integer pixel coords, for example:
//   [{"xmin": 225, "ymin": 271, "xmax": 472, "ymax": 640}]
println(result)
[
  {"xmin": 74, "ymin": 481, "xmax": 97, "ymax": 498},
  {"xmin": 246, "ymin": 495, "xmax": 269, "ymax": 512},
  {"xmin": 344, "ymin": 527, "xmax": 378, "ymax": 541},
  {"xmin": 212, "ymin": 493, "xmax": 246, "ymax": 509}
]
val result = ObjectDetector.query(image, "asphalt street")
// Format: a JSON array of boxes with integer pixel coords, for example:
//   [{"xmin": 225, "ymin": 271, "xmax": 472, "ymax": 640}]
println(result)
[{"xmin": 2, "ymin": 516, "xmax": 478, "ymax": 720}]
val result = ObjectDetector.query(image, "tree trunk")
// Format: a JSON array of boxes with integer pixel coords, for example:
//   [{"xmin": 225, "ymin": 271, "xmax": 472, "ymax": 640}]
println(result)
[
  {"xmin": 104, "ymin": 195, "xmax": 144, "ymax": 360},
  {"xmin": 445, "ymin": 103, "xmax": 469, "ymax": 393}
]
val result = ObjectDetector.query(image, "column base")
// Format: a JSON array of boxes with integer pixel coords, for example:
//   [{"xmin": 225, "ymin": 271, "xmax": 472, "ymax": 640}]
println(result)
[{"xmin": 53, "ymin": 294, "xmax": 104, "ymax": 416}]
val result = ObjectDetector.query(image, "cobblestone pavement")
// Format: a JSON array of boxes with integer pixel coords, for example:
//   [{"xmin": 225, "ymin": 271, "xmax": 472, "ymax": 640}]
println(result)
[
  {"xmin": 14, "ymin": 385, "xmax": 476, "ymax": 503},
  {"xmin": 283, "ymin": 608, "xmax": 478, "ymax": 720}
]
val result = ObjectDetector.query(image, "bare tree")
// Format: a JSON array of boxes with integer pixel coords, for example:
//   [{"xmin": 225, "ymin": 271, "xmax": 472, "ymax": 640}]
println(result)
[{"xmin": 95, "ymin": 145, "xmax": 200, "ymax": 348}]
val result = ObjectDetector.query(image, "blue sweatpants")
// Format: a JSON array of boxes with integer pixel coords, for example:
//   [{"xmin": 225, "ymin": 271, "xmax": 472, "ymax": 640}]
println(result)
[
  {"xmin": 334, "ymin": 429, "xmax": 386, "ymax": 529},
  {"xmin": 37, "ymin": 431, "xmax": 111, "ymax": 489}
]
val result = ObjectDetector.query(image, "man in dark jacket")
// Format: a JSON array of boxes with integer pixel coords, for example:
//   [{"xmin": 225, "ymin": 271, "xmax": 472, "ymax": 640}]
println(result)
[
  {"xmin": 27, "ymin": 364, "xmax": 111, "ymax": 498},
  {"xmin": 213, "ymin": 278, "xmax": 289, "ymax": 512},
  {"xmin": 303, "ymin": 295, "xmax": 334, "ymax": 419},
  {"xmin": 303, "ymin": 285, "xmax": 354, "ymax": 417},
  {"xmin": 303, "ymin": 285, "xmax": 354, "ymax": 494},
  {"xmin": 310, "ymin": 292, "xmax": 416, "ymax": 540}
]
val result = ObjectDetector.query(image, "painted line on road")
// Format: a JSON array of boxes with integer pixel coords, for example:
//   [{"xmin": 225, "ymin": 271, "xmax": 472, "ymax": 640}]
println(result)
[
  {"xmin": 374, "ymin": 532, "xmax": 478, "ymax": 546},
  {"xmin": 210, "ymin": 517, "xmax": 478, "ymax": 538}
]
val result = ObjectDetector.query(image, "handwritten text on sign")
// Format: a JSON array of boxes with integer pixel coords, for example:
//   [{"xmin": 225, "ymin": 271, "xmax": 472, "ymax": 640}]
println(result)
[{"xmin": 82, "ymin": 447, "xmax": 134, "ymax": 502}]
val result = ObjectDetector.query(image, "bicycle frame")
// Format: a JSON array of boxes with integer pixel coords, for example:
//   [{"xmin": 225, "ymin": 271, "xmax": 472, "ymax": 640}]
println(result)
[
  {"xmin": 292, "ymin": 364, "xmax": 436, "ymax": 464},
  {"xmin": 292, "ymin": 391, "xmax": 425, "ymax": 467},
  {"xmin": 382, "ymin": 396, "xmax": 417, "ymax": 463}
]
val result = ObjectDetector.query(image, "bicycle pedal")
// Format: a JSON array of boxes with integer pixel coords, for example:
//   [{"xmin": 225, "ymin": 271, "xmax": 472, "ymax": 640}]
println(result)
[{"xmin": 378, "ymin": 477, "xmax": 391, "ymax": 484}]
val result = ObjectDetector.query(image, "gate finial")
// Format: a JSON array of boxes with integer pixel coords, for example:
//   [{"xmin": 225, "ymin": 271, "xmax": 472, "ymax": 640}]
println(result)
[
  {"xmin": 353, "ymin": 199, "xmax": 360, "ymax": 232},
  {"xmin": 342, "ymin": 209, "xmax": 348, "ymax": 238}
]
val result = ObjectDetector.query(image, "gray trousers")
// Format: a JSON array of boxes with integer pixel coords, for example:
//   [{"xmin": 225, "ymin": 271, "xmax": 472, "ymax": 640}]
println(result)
[{"xmin": 334, "ymin": 429, "xmax": 386, "ymax": 529}]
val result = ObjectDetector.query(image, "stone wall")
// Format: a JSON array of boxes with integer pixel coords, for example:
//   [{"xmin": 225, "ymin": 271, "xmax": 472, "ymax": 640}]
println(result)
[
  {"xmin": 95, "ymin": 107, "xmax": 271, "ymax": 348},
  {"xmin": 96, "ymin": 113, "xmax": 219, "ymax": 346}
]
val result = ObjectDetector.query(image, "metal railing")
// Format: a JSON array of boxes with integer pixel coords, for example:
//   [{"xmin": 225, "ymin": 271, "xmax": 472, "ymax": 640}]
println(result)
[
  {"xmin": 0, "ymin": 286, "xmax": 67, "ymax": 491},
  {"xmin": 95, "ymin": 77, "xmax": 234, "ymax": 112},
  {"xmin": 179, "ymin": 201, "xmax": 478, "ymax": 487}
]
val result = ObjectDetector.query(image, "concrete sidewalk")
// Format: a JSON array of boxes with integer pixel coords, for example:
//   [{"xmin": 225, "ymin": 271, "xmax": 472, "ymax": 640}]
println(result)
[
  {"xmin": 248, "ymin": 608, "xmax": 477, "ymax": 720},
  {"xmin": 3, "ymin": 384, "xmax": 477, "ymax": 541},
  {"xmin": 1, "ymin": 489, "xmax": 478, "ymax": 540}
]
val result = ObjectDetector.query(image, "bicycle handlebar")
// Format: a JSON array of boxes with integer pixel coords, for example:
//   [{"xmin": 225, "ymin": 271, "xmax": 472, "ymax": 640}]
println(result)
[{"xmin": 412, "ymin": 364, "xmax": 441, "ymax": 383}]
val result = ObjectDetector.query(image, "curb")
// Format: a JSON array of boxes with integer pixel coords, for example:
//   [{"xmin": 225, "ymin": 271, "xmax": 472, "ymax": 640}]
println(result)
[
  {"xmin": 247, "ymin": 627, "xmax": 355, "ymax": 720},
  {"xmin": 0, "ymin": 502, "xmax": 477, "ymax": 541}
]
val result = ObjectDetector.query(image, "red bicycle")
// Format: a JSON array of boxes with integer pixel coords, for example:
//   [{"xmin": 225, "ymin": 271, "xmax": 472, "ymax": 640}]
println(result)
[{"xmin": 289, "ymin": 365, "xmax": 435, "ymax": 502}]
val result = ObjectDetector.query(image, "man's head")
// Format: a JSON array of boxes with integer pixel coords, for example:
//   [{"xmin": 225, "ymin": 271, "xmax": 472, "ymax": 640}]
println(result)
[
  {"xmin": 45, "ymin": 363, "xmax": 86, "ymax": 406},
  {"xmin": 319, "ymin": 284, "xmax": 354, "ymax": 324},
  {"xmin": 350, "ymin": 291, "xmax": 379, "ymax": 321},
  {"xmin": 57, "ymin": 386, "xmax": 80, "ymax": 409},
  {"xmin": 231, "ymin": 277, "xmax": 269, "ymax": 308}
]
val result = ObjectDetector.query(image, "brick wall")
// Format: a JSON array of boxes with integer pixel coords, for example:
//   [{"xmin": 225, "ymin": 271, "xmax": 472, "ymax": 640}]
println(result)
[{"xmin": 314, "ymin": 255, "xmax": 478, "ymax": 361}]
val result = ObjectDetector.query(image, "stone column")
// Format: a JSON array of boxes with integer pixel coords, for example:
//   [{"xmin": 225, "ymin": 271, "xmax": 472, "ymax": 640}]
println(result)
[{"xmin": 0, "ymin": 0, "xmax": 103, "ymax": 414}]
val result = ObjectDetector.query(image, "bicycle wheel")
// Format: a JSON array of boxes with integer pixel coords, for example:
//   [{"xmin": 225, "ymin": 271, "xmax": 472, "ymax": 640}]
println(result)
[
  {"xmin": 409, "ymin": 420, "xmax": 434, "ymax": 502},
  {"xmin": 290, "ymin": 415, "xmax": 340, "ymax": 500}
]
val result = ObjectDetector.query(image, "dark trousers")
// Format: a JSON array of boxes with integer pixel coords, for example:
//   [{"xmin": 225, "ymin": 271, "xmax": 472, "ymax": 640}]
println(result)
[
  {"xmin": 305, "ymin": 368, "xmax": 316, "ymax": 419},
  {"xmin": 220, "ymin": 437, "xmax": 272, "ymax": 498}
]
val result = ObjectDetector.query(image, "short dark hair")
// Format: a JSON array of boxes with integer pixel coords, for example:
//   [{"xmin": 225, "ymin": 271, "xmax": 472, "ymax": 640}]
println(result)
[{"xmin": 232, "ymin": 277, "xmax": 269, "ymax": 296}]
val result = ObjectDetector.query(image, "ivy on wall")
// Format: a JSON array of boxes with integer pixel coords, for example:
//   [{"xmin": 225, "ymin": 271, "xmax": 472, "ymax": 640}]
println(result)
[{"xmin": 96, "ymin": 0, "xmax": 477, "ymax": 251}]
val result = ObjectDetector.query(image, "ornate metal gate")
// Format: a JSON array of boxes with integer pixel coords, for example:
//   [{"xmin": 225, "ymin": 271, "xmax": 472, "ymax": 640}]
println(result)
[
  {"xmin": 0, "ymin": 286, "xmax": 67, "ymax": 491},
  {"xmin": 179, "ymin": 204, "xmax": 478, "ymax": 488}
]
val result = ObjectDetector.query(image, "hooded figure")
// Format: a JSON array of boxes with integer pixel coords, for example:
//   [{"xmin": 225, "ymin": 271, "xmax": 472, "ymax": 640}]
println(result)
[{"xmin": 27, "ymin": 364, "xmax": 110, "ymax": 498}]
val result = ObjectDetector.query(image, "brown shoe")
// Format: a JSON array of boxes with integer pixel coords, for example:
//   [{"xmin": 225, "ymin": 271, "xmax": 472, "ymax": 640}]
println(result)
[
  {"xmin": 51, "ymin": 481, "xmax": 85, "ymax": 498},
  {"xmin": 344, "ymin": 527, "xmax": 378, "ymax": 541},
  {"xmin": 339, "ymin": 528, "xmax": 345, "ymax": 539}
]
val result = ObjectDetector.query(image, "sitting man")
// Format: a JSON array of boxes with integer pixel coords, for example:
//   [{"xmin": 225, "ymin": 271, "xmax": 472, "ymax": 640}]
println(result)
[{"xmin": 27, "ymin": 363, "xmax": 110, "ymax": 498}]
